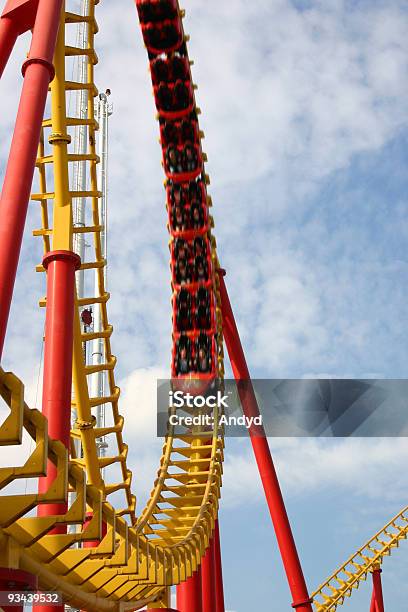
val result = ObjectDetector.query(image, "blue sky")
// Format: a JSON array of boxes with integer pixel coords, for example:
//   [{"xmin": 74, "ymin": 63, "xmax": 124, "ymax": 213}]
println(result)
[{"xmin": 0, "ymin": 0, "xmax": 408, "ymax": 610}]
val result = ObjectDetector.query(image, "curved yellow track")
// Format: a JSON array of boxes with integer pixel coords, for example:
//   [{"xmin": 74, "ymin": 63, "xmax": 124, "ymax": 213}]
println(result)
[{"xmin": 0, "ymin": 2, "xmax": 406, "ymax": 611}]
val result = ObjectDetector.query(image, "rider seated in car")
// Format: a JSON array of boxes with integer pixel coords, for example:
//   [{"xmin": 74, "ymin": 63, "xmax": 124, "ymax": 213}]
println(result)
[
  {"xmin": 158, "ymin": 83, "xmax": 173, "ymax": 111},
  {"xmin": 176, "ymin": 340, "xmax": 192, "ymax": 375},
  {"xmin": 172, "ymin": 55, "xmax": 189, "ymax": 81},
  {"xmin": 166, "ymin": 145, "xmax": 183, "ymax": 173},
  {"xmin": 161, "ymin": 23, "xmax": 179, "ymax": 49},
  {"xmin": 188, "ymin": 179, "xmax": 201, "ymax": 202},
  {"xmin": 170, "ymin": 182, "xmax": 185, "ymax": 206},
  {"xmin": 152, "ymin": 58, "xmax": 169, "ymax": 83},
  {"xmin": 181, "ymin": 119, "xmax": 195, "ymax": 143},
  {"xmin": 196, "ymin": 345, "xmax": 211, "ymax": 373},
  {"xmin": 196, "ymin": 286, "xmax": 209, "ymax": 308},
  {"xmin": 174, "ymin": 80, "xmax": 190, "ymax": 109},
  {"xmin": 195, "ymin": 256, "xmax": 207, "ymax": 282},
  {"xmin": 156, "ymin": 0, "xmax": 178, "ymax": 21},
  {"xmin": 145, "ymin": 26, "xmax": 162, "ymax": 49},
  {"xmin": 163, "ymin": 121, "xmax": 178, "ymax": 146},
  {"xmin": 183, "ymin": 142, "xmax": 197, "ymax": 172},
  {"xmin": 172, "ymin": 206, "xmax": 185, "ymax": 231},
  {"xmin": 174, "ymin": 238, "xmax": 189, "ymax": 260},
  {"xmin": 176, "ymin": 258, "xmax": 192, "ymax": 285},
  {"xmin": 138, "ymin": 2, "xmax": 155, "ymax": 23},
  {"xmin": 194, "ymin": 236, "xmax": 206, "ymax": 258},
  {"xmin": 177, "ymin": 287, "xmax": 191, "ymax": 309},
  {"xmin": 190, "ymin": 203, "xmax": 204, "ymax": 229},
  {"xmin": 177, "ymin": 298, "xmax": 192, "ymax": 331},
  {"xmin": 196, "ymin": 303, "xmax": 210, "ymax": 329}
]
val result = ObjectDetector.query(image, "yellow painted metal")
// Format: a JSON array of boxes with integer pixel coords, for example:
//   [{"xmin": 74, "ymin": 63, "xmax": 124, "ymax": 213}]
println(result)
[
  {"xmin": 48, "ymin": 3, "xmax": 73, "ymax": 253},
  {"xmin": 4, "ymin": 0, "xmax": 226, "ymax": 609},
  {"xmin": 1, "ymin": 0, "xmax": 406, "ymax": 610},
  {"xmin": 147, "ymin": 587, "xmax": 170, "ymax": 608},
  {"xmin": 312, "ymin": 506, "xmax": 408, "ymax": 610}
]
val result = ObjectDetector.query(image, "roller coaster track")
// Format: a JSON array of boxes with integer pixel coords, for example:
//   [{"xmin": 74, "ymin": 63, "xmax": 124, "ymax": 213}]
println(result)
[
  {"xmin": 0, "ymin": 1, "xmax": 223, "ymax": 609},
  {"xmin": 0, "ymin": 1, "xmax": 406, "ymax": 611},
  {"xmin": 312, "ymin": 505, "xmax": 408, "ymax": 611}
]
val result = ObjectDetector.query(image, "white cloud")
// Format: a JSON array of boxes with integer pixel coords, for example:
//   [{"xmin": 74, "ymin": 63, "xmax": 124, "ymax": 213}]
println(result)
[{"xmin": 221, "ymin": 437, "xmax": 408, "ymax": 508}]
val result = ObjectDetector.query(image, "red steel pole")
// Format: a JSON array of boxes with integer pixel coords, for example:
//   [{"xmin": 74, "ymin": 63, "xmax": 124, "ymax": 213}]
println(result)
[
  {"xmin": 35, "ymin": 250, "xmax": 80, "ymax": 612},
  {"xmin": 370, "ymin": 567, "xmax": 384, "ymax": 612},
  {"xmin": 201, "ymin": 536, "xmax": 216, "ymax": 612},
  {"xmin": 0, "ymin": 0, "xmax": 63, "ymax": 360},
  {"xmin": 0, "ymin": 14, "xmax": 18, "ymax": 78},
  {"xmin": 213, "ymin": 520, "xmax": 225, "ymax": 612},
  {"xmin": 217, "ymin": 269, "xmax": 313, "ymax": 612},
  {"xmin": 0, "ymin": 568, "xmax": 37, "ymax": 612},
  {"xmin": 177, "ymin": 567, "xmax": 203, "ymax": 612}
]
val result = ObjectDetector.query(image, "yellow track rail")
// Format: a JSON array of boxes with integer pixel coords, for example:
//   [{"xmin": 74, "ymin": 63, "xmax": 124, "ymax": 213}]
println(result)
[
  {"xmin": 0, "ymin": 2, "xmax": 406, "ymax": 611},
  {"xmin": 312, "ymin": 506, "xmax": 408, "ymax": 610},
  {"xmin": 0, "ymin": 1, "xmax": 224, "ymax": 610}
]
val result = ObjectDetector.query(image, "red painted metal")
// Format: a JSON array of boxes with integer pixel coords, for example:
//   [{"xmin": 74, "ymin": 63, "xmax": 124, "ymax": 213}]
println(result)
[
  {"xmin": 0, "ymin": 0, "xmax": 63, "ymax": 360},
  {"xmin": 177, "ymin": 567, "xmax": 202, "ymax": 612},
  {"xmin": 1, "ymin": 0, "xmax": 39, "ymax": 36},
  {"xmin": 217, "ymin": 269, "xmax": 313, "ymax": 612},
  {"xmin": 0, "ymin": 15, "xmax": 18, "ymax": 78},
  {"xmin": 82, "ymin": 512, "xmax": 107, "ymax": 548},
  {"xmin": 201, "ymin": 536, "xmax": 216, "ymax": 612},
  {"xmin": 213, "ymin": 520, "xmax": 225, "ymax": 612},
  {"xmin": 0, "ymin": 568, "xmax": 37, "ymax": 612},
  {"xmin": 35, "ymin": 250, "xmax": 80, "ymax": 612},
  {"xmin": 370, "ymin": 568, "xmax": 384, "ymax": 612}
]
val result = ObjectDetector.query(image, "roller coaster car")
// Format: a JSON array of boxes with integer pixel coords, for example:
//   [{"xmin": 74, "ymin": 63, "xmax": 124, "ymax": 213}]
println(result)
[
  {"xmin": 171, "ymin": 236, "xmax": 212, "ymax": 283},
  {"xmin": 167, "ymin": 179, "xmax": 204, "ymax": 209},
  {"xmin": 164, "ymin": 144, "xmax": 202, "ymax": 183},
  {"xmin": 142, "ymin": 19, "xmax": 183, "ymax": 57},
  {"xmin": 151, "ymin": 55, "xmax": 190, "ymax": 85},
  {"xmin": 170, "ymin": 207, "xmax": 208, "ymax": 244},
  {"xmin": 155, "ymin": 80, "xmax": 194, "ymax": 119},
  {"xmin": 173, "ymin": 284, "xmax": 214, "ymax": 333},
  {"xmin": 165, "ymin": 142, "xmax": 202, "ymax": 181},
  {"xmin": 172, "ymin": 331, "xmax": 217, "ymax": 392},
  {"xmin": 160, "ymin": 118, "xmax": 199, "ymax": 148},
  {"xmin": 136, "ymin": 0, "xmax": 178, "ymax": 24}
]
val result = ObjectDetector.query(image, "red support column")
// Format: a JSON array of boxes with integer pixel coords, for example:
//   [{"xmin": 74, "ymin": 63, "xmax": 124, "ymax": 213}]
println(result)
[
  {"xmin": 0, "ymin": 15, "xmax": 18, "ymax": 78},
  {"xmin": 201, "ymin": 537, "xmax": 216, "ymax": 612},
  {"xmin": 0, "ymin": 0, "xmax": 63, "ymax": 360},
  {"xmin": 177, "ymin": 567, "xmax": 202, "ymax": 612},
  {"xmin": 217, "ymin": 269, "xmax": 313, "ymax": 612},
  {"xmin": 213, "ymin": 520, "xmax": 225, "ymax": 612},
  {"xmin": 370, "ymin": 567, "xmax": 384, "ymax": 612},
  {"xmin": 0, "ymin": 568, "xmax": 37, "ymax": 612},
  {"xmin": 0, "ymin": 0, "xmax": 42, "ymax": 78},
  {"xmin": 35, "ymin": 250, "xmax": 80, "ymax": 612}
]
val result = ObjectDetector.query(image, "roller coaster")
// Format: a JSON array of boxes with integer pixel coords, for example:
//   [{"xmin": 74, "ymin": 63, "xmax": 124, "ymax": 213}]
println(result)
[{"xmin": 0, "ymin": 1, "xmax": 405, "ymax": 611}]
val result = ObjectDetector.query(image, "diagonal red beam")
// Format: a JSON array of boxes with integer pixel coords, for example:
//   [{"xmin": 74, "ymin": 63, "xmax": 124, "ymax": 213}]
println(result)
[
  {"xmin": 217, "ymin": 269, "xmax": 313, "ymax": 612},
  {"xmin": 0, "ymin": 0, "xmax": 63, "ymax": 360}
]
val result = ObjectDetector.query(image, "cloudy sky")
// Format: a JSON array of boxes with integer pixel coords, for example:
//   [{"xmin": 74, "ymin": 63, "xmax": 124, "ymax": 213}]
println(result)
[{"xmin": 1, "ymin": 0, "xmax": 408, "ymax": 610}]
